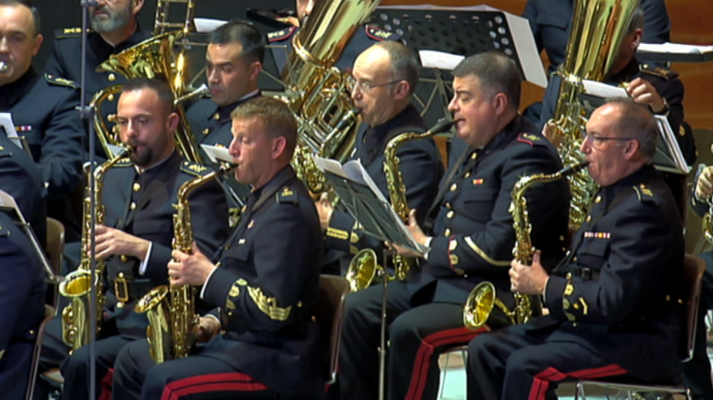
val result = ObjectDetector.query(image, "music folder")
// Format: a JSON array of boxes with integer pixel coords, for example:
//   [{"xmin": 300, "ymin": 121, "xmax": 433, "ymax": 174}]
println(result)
[{"xmin": 313, "ymin": 156, "xmax": 429, "ymax": 256}]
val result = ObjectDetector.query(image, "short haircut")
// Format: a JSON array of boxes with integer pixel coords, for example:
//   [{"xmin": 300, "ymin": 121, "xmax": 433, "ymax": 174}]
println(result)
[
  {"xmin": 0, "ymin": 0, "xmax": 41, "ymax": 36},
  {"xmin": 626, "ymin": 6, "xmax": 645, "ymax": 35},
  {"xmin": 605, "ymin": 97, "xmax": 658, "ymax": 160},
  {"xmin": 230, "ymin": 97, "xmax": 298, "ymax": 157},
  {"xmin": 209, "ymin": 19, "xmax": 266, "ymax": 64},
  {"xmin": 120, "ymin": 77, "xmax": 175, "ymax": 114},
  {"xmin": 453, "ymin": 51, "xmax": 522, "ymax": 110},
  {"xmin": 372, "ymin": 41, "xmax": 420, "ymax": 97}
]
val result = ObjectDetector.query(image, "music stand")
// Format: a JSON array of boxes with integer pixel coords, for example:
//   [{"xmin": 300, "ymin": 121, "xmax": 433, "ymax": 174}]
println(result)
[{"xmin": 637, "ymin": 42, "xmax": 713, "ymax": 63}]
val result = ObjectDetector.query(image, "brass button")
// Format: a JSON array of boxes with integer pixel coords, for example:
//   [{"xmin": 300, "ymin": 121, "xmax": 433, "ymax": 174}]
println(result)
[
  {"xmin": 464, "ymin": 172, "xmax": 471, "ymax": 178},
  {"xmin": 116, "ymin": 301, "xmax": 124, "ymax": 308},
  {"xmin": 573, "ymin": 303, "xmax": 580, "ymax": 310},
  {"xmin": 130, "ymin": 202, "xmax": 136, "ymax": 210},
  {"xmin": 559, "ymin": 235, "xmax": 565, "ymax": 241},
  {"xmin": 446, "ymin": 210, "xmax": 455, "ymax": 219},
  {"xmin": 120, "ymin": 255, "xmax": 128, "ymax": 263},
  {"xmin": 470, "ymin": 152, "xmax": 477, "ymax": 159},
  {"xmin": 108, "ymin": 73, "xmax": 116, "ymax": 81},
  {"xmin": 133, "ymin": 182, "xmax": 141, "ymax": 192},
  {"xmin": 213, "ymin": 113, "xmax": 220, "ymax": 120},
  {"xmin": 445, "ymin": 202, "xmax": 451, "ymax": 210},
  {"xmin": 572, "ymin": 256, "xmax": 578, "ymax": 262},
  {"xmin": 107, "ymin": 94, "xmax": 114, "ymax": 102},
  {"xmin": 566, "ymin": 272, "xmax": 572, "ymax": 279},
  {"xmin": 586, "ymin": 215, "xmax": 591, "ymax": 223},
  {"xmin": 450, "ymin": 183, "xmax": 457, "ymax": 192},
  {"xmin": 462, "ymin": 273, "xmax": 468, "ymax": 278},
  {"xmin": 29, "ymin": 329, "xmax": 35, "ymax": 335},
  {"xmin": 444, "ymin": 228, "xmax": 451, "ymax": 236},
  {"xmin": 202, "ymin": 128, "xmax": 210, "ymax": 135},
  {"xmin": 594, "ymin": 195, "xmax": 602, "ymax": 204}
]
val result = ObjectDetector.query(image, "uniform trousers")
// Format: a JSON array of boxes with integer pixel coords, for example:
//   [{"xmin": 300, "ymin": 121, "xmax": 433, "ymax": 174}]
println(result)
[
  {"xmin": 339, "ymin": 281, "xmax": 488, "ymax": 400},
  {"xmin": 467, "ymin": 323, "xmax": 631, "ymax": 400},
  {"xmin": 113, "ymin": 339, "xmax": 281, "ymax": 400}
]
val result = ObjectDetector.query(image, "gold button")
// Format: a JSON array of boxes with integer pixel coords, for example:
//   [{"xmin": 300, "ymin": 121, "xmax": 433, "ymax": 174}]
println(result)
[
  {"xmin": 213, "ymin": 113, "xmax": 220, "ymax": 120},
  {"xmin": 108, "ymin": 73, "xmax": 116, "ymax": 81},
  {"xmin": 573, "ymin": 303, "xmax": 580, "ymax": 310},
  {"xmin": 446, "ymin": 210, "xmax": 455, "ymax": 219},
  {"xmin": 130, "ymin": 202, "xmax": 136, "ymax": 210},
  {"xmin": 559, "ymin": 235, "xmax": 565, "ymax": 241},
  {"xmin": 202, "ymin": 128, "xmax": 210, "ymax": 135},
  {"xmin": 119, "ymin": 272, "xmax": 124, "ymax": 277},
  {"xmin": 108, "ymin": 94, "xmax": 114, "ymax": 102},
  {"xmin": 586, "ymin": 215, "xmax": 591, "ymax": 223},
  {"xmin": 566, "ymin": 272, "xmax": 572, "ymax": 279},
  {"xmin": 120, "ymin": 255, "xmax": 128, "ymax": 262},
  {"xmin": 450, "ymin": 183, "xmax": 457, "ymax": 191},
  {"xmin": 464, "ymin": 172, "xmax": 471, "ymax": 178},
  {"xmin": 470, "ymin": 152, "xmax": 477, "ymax": 159},
  {"xmin": 133, "ymin": 182, "xmax": 141, "ymax": 192},
  {"xmin": 444, "ymin": 228, "xmax": 451, "ymax": 236},
  {"xmin": 29, "ymin": 329, "xmax": 35, "ymax": 335},
  {"xmin": 572, "ymin": 256, "xmax": 578, "ymax": 262},
  {"xmin": 594, "ymin": 195, "xmax": 602, "ymax": 204},
  {"xmin": 445, "ymin": 202, "xmax": 451, "ymax": 210}
]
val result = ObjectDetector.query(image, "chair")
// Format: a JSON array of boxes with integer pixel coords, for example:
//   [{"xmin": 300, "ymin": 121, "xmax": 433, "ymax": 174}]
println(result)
[
  {"xmin": 314, "ymin": 275, "xmax": 350, "ymax": 385},
  {"xmin": 25, "ymin": 304, "xmax": 55, "ymax": 400},
  {"xmin": 575, "ymin": 253, "xmax": 705, "ymax": 400},
  {"xmin": 45, "ymin": 217, "xmax": 65, "ymax": 307}
]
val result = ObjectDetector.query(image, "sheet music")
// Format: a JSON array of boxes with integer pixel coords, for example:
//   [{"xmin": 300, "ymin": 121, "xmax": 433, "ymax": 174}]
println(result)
[
  {"xmin": 582, "ymin": 80, "xmax": 628, "ymax": 98},
  {"xmin": 201, "ymin": 144, "xmax": 233, "ymax": 164},
  {"xmin": 0, "ymin": 189, "xmax": 26, "ymax": 224},
  {"xmin": 0, "ymin": 112, "xmax": 26, "ymax": 150},
  {"xmin": 654, "ymin": 115, "xmax": 691, "ymax": 174},
  {"xmin": 418, "ymin": 50, "xmax": 465, "ymax": 71},
  {"xmin": 194, "ymin": 18, "xmax": 228, "ymax": 33}
]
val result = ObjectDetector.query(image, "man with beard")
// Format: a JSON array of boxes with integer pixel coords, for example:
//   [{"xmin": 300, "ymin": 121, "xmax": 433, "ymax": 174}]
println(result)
[{"xmin": 37, "ymin": 78, "xmax": 229, "ymax": 400}]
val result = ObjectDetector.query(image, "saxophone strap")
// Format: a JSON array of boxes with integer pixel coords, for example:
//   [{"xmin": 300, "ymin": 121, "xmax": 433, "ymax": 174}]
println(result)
[{"xmin": 426, "ymin": 146, "xmax": 477, "ymax": 225}]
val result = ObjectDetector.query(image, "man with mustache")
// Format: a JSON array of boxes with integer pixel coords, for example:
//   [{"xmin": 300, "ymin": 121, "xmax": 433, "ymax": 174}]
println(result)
[{"xmin": 37, "ymin": 77, "xmax": 229, "ymax": 400}]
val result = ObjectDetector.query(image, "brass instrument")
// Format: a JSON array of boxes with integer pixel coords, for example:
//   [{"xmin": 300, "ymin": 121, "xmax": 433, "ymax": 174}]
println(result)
[
  {"xmin": 463, "ymin": 162, "xmax": 589, "ymax": 330},
  {"xmin": 135, "ymin": 164, "xmax": 234, "ymax": 364},
  {"xmin": 0, "ymin": 61, "xmax": 8, "ymax": 73},
  {"xmin": 545, "ymin": 0, "xmax": 640, "ymax": 227},
  {"xmin": 59, "ymin": 147, "xmax": 132, "ymax": 350},
  {"xmin": 346, "ymin": 118, "xmax": 457, "ymax": 291},
  {"xmin": 282, "ymin": 0, "xmax": 380, "ymax": 193}
]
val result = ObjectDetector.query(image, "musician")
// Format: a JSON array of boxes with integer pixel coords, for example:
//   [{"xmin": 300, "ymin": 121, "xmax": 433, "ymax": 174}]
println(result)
[
  {"xmin": 0, "ymin": 209, "xmax": 46, "ymax": 400},
  {"xmin": 112, "ymin": 96, "xmax": 324, "ymax": 400},
  {"xmin": 539, "ymin": 6, "xmax": 695, "ymax": 213},
  {"xmin": 337, "ymin": 51, "xmax": 570, "ymax": 400},
  {"xmin": 316, "ymin": 41, "xmax": 443, "ymax": 274},
  {"xmin": 38, "ymin": 78, "xmax": 229, "ymax": 400},
  {"xmin": 468, "ymin": 98, "xmax": 685, "ymax": 400},
  {"xmin": 0, "ymin": 0, "xmax": 84, "ymax": 241}
]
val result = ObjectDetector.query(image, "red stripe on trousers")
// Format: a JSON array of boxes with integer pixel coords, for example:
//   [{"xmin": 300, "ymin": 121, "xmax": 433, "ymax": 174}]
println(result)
[
  {"xmin": 405, "ymin": 325, "xmax": 490, "ymax": 400},
  {"xmin": 528, "ymin": 364, "xmax": 627, "ymax": 400},
  {"xmin": 160, "ymin": 372, "xmax": 268, "ymax": 400},
  {"xmin": 98, "ymin": 368, "xmax": 114, "ymax": 400}
]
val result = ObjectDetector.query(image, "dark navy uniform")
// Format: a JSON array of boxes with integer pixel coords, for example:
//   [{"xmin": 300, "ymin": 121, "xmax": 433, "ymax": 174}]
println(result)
[
  {"xmin": 262, "ymin": 25, "xmax": 399, "ymax": 90},
  {"xmin": 338, "ymin": 116, "xmax": 570, "ymax": 400},
  {"xmin": 0, "ymin": 133, "xmax": 46, "ymax": 249},
  {"xmin": 112, "ymin": 165, "xmax": 324, "ymax": 400},
  {"xmin": 0, "ymin": 67, "xmax": 84, "ymax": 241},
  {"xmin": 325, "ymin": 104, "xmax": 443, "ymax": 269},
  {"xmin": 468, "ymin": 164, "xmax": 685, "ymax": 400},
  {"xmin": 0, "ymin": 211, "xmax": 46, "ymax": 400},
  {"xmin": 522, "ymin": 0, "xmax": 670, "ymax": 72},
  {"xmin": 39, "ymin": 151, "xmax": 229, "ymax": 400}
]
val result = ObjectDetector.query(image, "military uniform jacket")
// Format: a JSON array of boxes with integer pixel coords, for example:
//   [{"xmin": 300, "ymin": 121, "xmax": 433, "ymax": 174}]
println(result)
[
  {"xmin": 535, "ymin": 165, "xmax": 685, "ymax": 383},
  {"xmin": 418, "ymin": 116, "xmax": 570, "ymax": 306},
  {"xmin": 0, "ymin": 67, "xmax": 83, "ymax": 200},
  {"xmin": 326, "ymin": 105, "xmax": 443, "ymax": 254},
  {"xmin": 0, "ymin": 211, "xmax": 46, "ymax": 400},
  {"xmin": 523, "ymin": 0, "xmax": 670, "ymax": 71},
  {"xmin": 200, "ymin": 166, "xmax": 324, "ymax": 398},
  {"xmin": 95, "ymin": 151, "xmax": 229, "ymax": 338}
]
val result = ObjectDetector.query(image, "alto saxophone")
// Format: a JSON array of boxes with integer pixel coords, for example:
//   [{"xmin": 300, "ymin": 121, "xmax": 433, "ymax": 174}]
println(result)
[
  {"xmin": 59, "ymin": 147, "xmax": 132, "ymax": 351},
  {"xmin": 346, "ymin": 118, "xmax": 456, "ymax": 291},
  {"xmin": 462, "ymin": 162, "xmax": 589, "ymax": 329},
  {"xmin": 135, "ymin": 164, "xmax": 234, "ymax": 363}
]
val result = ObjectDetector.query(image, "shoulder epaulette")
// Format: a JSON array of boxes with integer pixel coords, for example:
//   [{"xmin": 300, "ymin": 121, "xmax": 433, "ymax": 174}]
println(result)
[
  {"xmin": 516, "ymin": 132, "xmax": 547, "ymax": 147},
  {"xmin": 276, "ymin": 186, "xmax": 298, "ymax": 204},
  {"xmin": 180, "ymin": 161, "xmax": 210, "ymax": 176},
  {"xmin": 44, "ymin": 74, "xmax": 78, "ymax": 89},
  {"xmin": 365, "ymin": 25, "xmax": 397, "ymax": 41},
  {"xmin": 639, "ymin": 64, "xmax": 678, "ymax": 80},
  {"xmin": 267, "ymin": 26, "xmax": 297, "ymax": 42},
  {"xmin": 55, "ymin": 27, "xmax": 87, "ymax": 39},
  {"xmin": 632, "ymin": 183, "xmax": 658, "ymax": 205}
]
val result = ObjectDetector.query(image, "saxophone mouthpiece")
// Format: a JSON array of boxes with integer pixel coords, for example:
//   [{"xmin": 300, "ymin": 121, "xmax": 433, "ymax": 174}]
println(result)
[
  {"xmin": 429, "ymin": 118, "xmax": 457, "ymax": 135},
  {"xmin": 559, "ymin": 161, "xmax": 590, "ymax": 177},
  {"xmin": 0, "ymin": 61, "xmax": 9, "ymax": 74},
  {"xmin": 331, "ymin": 108, "xmax": 361, "ymax": 133}
]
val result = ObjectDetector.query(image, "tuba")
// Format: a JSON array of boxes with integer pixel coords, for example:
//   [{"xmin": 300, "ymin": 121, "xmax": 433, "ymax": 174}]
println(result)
[
  {"xmin": 135, "ymin": 164, "xmax": 234, "ymax": 364},
  {"xmin": 283, "ymin": 0, "xmax": 380, "ymax": 193},
  {"xmin": 545, "ymin": 0, "xmax": 640, "ymax": 227},
  {"xmin": 59, "ymin": 147, "xmax": 132, "ymax": 351},
  {"xmin": 462, "ymin": 162, "xmax": 589, "ymax": 330},
  {"xmin": 346, "ymin": 118, "xmax": 456, "ymax": 291}
]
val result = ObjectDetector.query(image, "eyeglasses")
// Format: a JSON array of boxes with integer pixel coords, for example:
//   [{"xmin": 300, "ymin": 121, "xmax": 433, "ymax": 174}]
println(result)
[
  {"xmin": 347, "ymin": 76, "xmax": 403, "ymax": 93},
  {"xmin": 584, "ymin": 132, "xmax": 633, "ymax": 145}
]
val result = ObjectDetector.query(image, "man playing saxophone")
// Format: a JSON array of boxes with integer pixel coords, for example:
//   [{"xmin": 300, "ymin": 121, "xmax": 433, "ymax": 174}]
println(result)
[
  {"xmin": 112, "ymin": 97, "xmax": 325, "ymax": 400},
  {"xmin": 337, "ymin": 51, "xmax": 570, "ymax": 400},
  {"xmin": 315, "ymin": 41, "xmax": 443, "ymax": 275},
  {"xmin": 468, "ymin": 99, "xmax": 685, "ymax": 400},
  {"xmin": 37, "ymin": 77, "xmax": 229, "ymax": 400}
]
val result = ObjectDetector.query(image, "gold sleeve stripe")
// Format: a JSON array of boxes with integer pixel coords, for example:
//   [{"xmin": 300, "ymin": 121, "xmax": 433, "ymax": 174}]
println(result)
[
  {"xmin": 247, "ymin": 286, "xmax": 292, "ymax": 321},
  {"xmin": 464, "ymin": 237, "xmax": 510, "ymax": 266},
  {"xmin": 326, "ymin": 227, "xmax": 349, "ymax": 240}
]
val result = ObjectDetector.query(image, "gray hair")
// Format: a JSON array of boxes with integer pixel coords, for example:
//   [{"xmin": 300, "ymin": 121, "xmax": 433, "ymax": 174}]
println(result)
[
  {"xmin": 372, "ymin": 41, "xmax": 420, "ymax": 97},
  {"xmin": 606, "ymin": 97, "xmax": 658, "ymax": 160}
]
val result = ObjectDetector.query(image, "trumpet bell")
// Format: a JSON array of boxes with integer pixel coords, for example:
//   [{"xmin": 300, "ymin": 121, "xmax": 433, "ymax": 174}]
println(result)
[
  {"xmin": 463, "ymin": 281, "xmax": 496, "ymax": 330},
  {"xmin": 346, "ymin": 248, "xmax": 378, "ymax": 292}
]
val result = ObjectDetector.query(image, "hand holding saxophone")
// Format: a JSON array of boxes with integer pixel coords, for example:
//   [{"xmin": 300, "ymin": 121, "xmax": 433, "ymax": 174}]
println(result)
[
  {"xmin": 168, "ymin": 242, "xmax": 215, "ymax": 286},
  {"xmin": 508, "ymin": 250, "xmax": 548, "ymax": 295},
  {"xmin": 695, "ymin": 166, "xmax": 713, "ymax": 202},
  {"xmin": 626, "ymin": 77, "xmax": 666, "ymax": 114},
  {"xmin": 91, "ymin": 224, "xmax": 150, "ymax": 261}
]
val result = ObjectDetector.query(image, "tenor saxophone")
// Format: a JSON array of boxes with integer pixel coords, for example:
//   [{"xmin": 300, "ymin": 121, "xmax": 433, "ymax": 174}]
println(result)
[
  {"xmin": 346, "ymin": 118, "xmax": 456, "ymax": 291},
  {"xmin": 59, "ymin": 147, "xmax": 132, "ymax": 351},
  {"xmin": 462, "ymin": 162, "xmax": 589, "ymax": 329},
  {"xmin": 135, "ymin": 164, "xmax": 234, "ymax": 363}
]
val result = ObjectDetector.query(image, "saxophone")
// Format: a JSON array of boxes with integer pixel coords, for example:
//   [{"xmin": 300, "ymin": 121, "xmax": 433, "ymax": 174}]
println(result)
[
  {"xmin": 462, "ymin": 162, "xmax": 589, "ymax": 329},
  {"xmin": 135, "ymin": 164, "xmax": 234, "ymax": 364},
  {"xmin": 346, "ymin": 118, "xmax": 456, "ymax": 291},
  {"xmin": 59, "ymin": 147, "xmax": 132, "ymax": 351},
  {"xmin": 545, "ymin": 0, "xmax": 640, "ymax": 227}
]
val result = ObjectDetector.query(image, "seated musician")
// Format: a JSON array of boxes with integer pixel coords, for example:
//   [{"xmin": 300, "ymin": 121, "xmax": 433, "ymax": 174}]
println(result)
[
  {"xmin": 336, "ymin": 51, "xmax": 570, "ymax": 400},
  {"xmin": 468, "ymin": 98, "xmax": 685, "ymax": 399},
  {"xmin": 111, "ymin": 97, "xmax": 325, "ymax": 400},
  {"xmin": 37, "ymin": 78, "xmax": 229, "ymax": 400},
  {"xmin": 315, "ymin": 41, "xmax": 443, "ymax": 275}
]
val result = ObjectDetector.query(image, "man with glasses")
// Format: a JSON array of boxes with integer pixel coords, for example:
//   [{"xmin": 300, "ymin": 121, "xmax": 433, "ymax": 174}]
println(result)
[
  {"xmin": 315, "ymin": 41, "xmax": 443, "ymax": 276},
  {"xmin": 468, "ymin": 98, "xmax": 685, "ymax": 400},
  {"xmin": 336, "ymin": 51, "xmax": 570, "ymax": 400}
]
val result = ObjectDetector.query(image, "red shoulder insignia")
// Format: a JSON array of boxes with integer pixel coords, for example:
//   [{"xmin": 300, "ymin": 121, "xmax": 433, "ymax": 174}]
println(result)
[
  {"xmin": 267, "ymin": 26, "xmax": 297, "ymax": 43},
  {"xmin": 365, "ymin": 25, "xmax": 395, "ymax": 41},
  {"xmin": 517, "ymin": 133, "xmax": 542, "ymax": 146}
]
